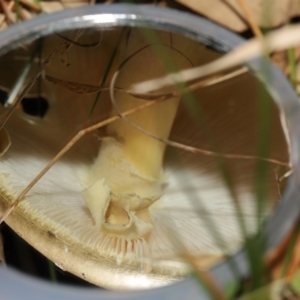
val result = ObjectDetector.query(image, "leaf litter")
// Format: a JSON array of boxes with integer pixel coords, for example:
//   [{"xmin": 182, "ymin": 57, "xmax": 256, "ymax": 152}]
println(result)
[{"xmin": 175, "ymin": 0, "xmax": 300, "ymax": 32}]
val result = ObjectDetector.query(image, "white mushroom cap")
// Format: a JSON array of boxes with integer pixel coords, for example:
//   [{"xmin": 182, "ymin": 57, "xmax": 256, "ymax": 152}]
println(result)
[{"xmin": 0, "ymin": 28, "xmax": 289, "ymax": 289}]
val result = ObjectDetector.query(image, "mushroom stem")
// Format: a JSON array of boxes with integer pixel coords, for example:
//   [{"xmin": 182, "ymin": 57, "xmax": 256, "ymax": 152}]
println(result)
[{"xmin": 84, "ymin": 42, "xmax": 193, "ymax": 239}]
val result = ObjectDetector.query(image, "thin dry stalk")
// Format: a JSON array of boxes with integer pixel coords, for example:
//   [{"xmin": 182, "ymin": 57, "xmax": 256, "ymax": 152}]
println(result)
[
  {"xmin": 130, "ymin": 24, "xmax": 300, "ymax": 94},
  {"xmin": 45, "ymin": 67, "xmax": 247, "ymax": 99},
  {"xmin": 187, "ymin": 67, "xmax": 247, "ymax": 91},
  {"xmin": 45, "ymin": 74, "xmax": 152, "ymax": 97},
  {"xmin": 110, "ymin": 70, "xmax": 289, "ymax": 168},
  {"xmin": 236, "ymin": 0, "xmax": 263, "ymax": 38},
  {"xmin": 0, "ymin": 36, "xmax": 290, "ymax": 225},
  {"xmin": 0, "ymin": 97, "xmax": 168, "ymax": 224}
]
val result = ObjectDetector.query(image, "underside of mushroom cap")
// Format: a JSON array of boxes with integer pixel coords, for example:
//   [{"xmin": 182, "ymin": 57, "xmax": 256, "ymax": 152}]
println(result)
[{"xmin": 0, "ymin": 27, "xmax": 290, "ymax": 289}]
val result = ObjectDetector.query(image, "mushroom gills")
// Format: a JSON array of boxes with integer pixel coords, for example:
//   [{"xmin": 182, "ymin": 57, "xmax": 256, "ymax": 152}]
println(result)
[{"xmin": 0, "ymin": 27, "xmax": 289, "ymax": 288}]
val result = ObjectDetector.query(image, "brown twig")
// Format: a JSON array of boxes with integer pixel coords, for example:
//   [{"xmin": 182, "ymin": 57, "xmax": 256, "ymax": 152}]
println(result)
[
  {"xmin": 0, "ymin": 97, "xmax": 168, "ymax": 224},
  {"xmin": 45, "ymin": 67, "xmax": 248, "ymax": 100},
  {"xmin": 236, "ymin": 0, "xmax": 263, "ymax": 38},
  {"xmin": 111, "ymin": 70, "xmax": 289, "ymax": 168},
  {"xmin": 131, "ymin": 25, "xmax": 300, "ymax": 94},
  {"xmin": 186, "ymin": 67, "xmax": 247, "ymax": 92},
  {"xmin": 43, "ymin": 74, "xmax": 167, "ymax": 97}
]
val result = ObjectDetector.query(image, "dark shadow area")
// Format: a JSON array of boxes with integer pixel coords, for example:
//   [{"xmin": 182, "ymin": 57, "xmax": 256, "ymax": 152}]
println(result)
[
  {"xmin": 1, "ymin": 225, "xmax": 97, "ymax": 287},
  {"xmin": 0, "ymin": 89, "xmax": 49, "ymax": 118},
  {"xmin": 0, "ymin": 89, "xmax": 7, "ymax": 105},
  {"xmin": 21, "ymin": 97, "xmax": 49, "ymax": 118}
]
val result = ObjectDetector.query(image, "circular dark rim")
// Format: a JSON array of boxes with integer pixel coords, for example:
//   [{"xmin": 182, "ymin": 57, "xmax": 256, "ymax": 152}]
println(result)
[{"xmin": 1, "ymin": 4, "xmax": 300, "ymax": 299}]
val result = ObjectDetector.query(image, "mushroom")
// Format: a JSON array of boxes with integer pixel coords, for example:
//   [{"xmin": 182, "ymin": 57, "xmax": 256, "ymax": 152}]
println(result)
[{"xmin": 0, "ymin": 27, "xmax": 289, "ymax": 289}]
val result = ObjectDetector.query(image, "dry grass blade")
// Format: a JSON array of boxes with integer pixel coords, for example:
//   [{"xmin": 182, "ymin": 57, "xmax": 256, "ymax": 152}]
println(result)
[
  {"xmin": 186, "ymin": 67, "xmax": 247, "ymax": 91},
  {"xmin": 236, "ymin": 0, "xmax": 263, "ymax": 38},
  {"xmin": 45, "ymin": 74, "xmax": 109, "ymax": 94},
  {"xmin": 45, "ymin": 74, "xmax": 174, "ymax": 99},
  {"xmin": 131, "ymin": 24, "xmax": 300, "ymax": 94},
  {"xmin": 111, "ymin": 71, "xmax": 289, "ymax": 167},
  {"xmin": 46, "ymin": 67, "xmax": 247, "ymax": 100},
  {"xmin": 0, "ymin": 97, "xmax": 167, "ymax": 224},
  {"xmin": 0, "ymin": 128, "xmax": 11, "ymax": 156}
]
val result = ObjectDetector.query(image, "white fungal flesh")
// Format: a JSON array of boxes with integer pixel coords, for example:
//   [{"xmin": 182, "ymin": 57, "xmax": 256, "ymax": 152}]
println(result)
[
  {"xmin": 0, "ymin": 103, "xmax": 286, "ymax": 274},
  {"xmin": 80, "ymin": 38, "xmax": 194, "ymax": 250},
  {"xmin": 0, "ymin": 28, "xmax": 290, "ymax": 288}
]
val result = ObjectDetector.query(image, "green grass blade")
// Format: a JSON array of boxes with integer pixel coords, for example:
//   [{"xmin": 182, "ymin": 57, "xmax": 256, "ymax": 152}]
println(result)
[
  {"xmin": 47, "ymin": 260, "xmax": 57, "ymax": 282},
  {"xmin": 288, "ymin": 47, "xmax": 297, "ymax": 86}
]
